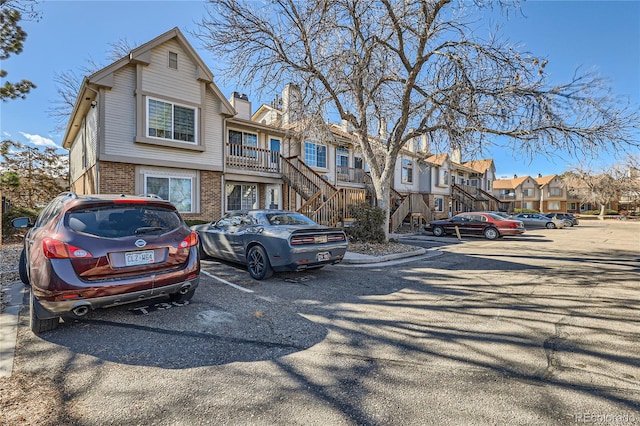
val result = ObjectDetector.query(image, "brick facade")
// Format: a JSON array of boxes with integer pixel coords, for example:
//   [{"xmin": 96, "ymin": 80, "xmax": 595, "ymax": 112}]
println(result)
[{"xmin": 99, "ymin": 162, "xmax": 136, "ymax": 195}]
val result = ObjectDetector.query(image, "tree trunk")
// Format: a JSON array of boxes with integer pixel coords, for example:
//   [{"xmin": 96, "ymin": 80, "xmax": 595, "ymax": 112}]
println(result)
[
  {"xmin": 368, "ymin": 169, "xmax": 393, "ymax": 242},
  {"xmin": 598, "ymin": 204, "xmax": 606, "ymax": 220}
]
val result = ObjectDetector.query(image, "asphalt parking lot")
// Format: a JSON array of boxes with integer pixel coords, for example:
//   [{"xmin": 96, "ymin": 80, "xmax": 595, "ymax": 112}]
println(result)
[{"xmin": 4, "ymin": 220, "xmax": 640, "ymax": 425}]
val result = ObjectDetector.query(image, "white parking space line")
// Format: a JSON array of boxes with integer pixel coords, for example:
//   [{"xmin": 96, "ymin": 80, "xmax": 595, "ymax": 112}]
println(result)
[{"xmin": 200, "ymin": 270, "xmax": 254, "ymax": 293}]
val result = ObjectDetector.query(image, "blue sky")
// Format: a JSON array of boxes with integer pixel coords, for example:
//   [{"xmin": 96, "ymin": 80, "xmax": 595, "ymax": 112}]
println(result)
[{"xmin": 1, "ymin": 0, "xmax": 639, "ymax": 179}]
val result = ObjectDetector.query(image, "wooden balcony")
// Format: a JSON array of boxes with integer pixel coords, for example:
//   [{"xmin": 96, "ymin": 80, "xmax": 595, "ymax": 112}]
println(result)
[
  {"xmin": 336, "ymin": 166, "xmax": 367, "ymax": 184},
  {"xmin": 226, "ymin": 143, "xmax": 280, "ymax": 173}
]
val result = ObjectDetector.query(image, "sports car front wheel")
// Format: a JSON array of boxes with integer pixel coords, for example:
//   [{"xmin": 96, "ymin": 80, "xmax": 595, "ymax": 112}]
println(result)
[{"xmin": 247, "ymin": 245, "xmax": 273, "ymax": 280}]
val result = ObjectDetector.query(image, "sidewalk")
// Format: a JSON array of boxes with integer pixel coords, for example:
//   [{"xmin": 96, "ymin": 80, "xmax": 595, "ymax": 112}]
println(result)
[{"xmin": 0, "ymin": 280, "xmax": 25, "ymax": 377}]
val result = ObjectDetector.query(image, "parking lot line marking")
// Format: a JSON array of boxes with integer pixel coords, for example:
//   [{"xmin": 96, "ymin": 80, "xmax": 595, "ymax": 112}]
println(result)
[{"xmin": 200, "ymin": 270, "xmax": 254, "ymax": 293}]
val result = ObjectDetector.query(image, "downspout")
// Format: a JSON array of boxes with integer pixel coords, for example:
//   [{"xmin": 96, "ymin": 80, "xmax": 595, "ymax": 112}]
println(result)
[
  {"xmin": 221, "ymin": 116, "xmax": 229, "ymax": 216},
  {"xmin": 85, "ymin": 85, "xmax": 100, "ymax": 193}
]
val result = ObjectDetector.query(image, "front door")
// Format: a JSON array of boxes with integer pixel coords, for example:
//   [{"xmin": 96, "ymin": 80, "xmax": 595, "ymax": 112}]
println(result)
[
  {"xmin": 269, "ymin": 138, "xmax": 281, "ymax": 171},
  {"xmin": 266, "ymin": 185, "xmax": 281, "ymax": 210}
]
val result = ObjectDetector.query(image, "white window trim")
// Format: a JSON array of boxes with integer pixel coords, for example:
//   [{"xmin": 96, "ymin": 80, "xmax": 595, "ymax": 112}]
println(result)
[
  {"xmin": 304, "ymin": 141, "xmax": 327, "ymax": 169},
  {"xmin": 139, "ymin": 167, "xmax": 198, "ymax": 214},
  {"xmin": 146, "ymin": 97, "xmax": 198, "ymax": 145},
  {"xmin": 401, "ymin": 157, "xmax": 413, "ymax": 184}
]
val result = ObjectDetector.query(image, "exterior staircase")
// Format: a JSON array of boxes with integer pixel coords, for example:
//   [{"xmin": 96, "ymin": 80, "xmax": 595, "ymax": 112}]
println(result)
[
  {"xmin": 389, "ymin": 193, "xmax": 432, "ymax": 232},
  {"xmin": 281, "ymin": 156, "xmax": 366, "ymax": 227},
  {"xmin": 452, "ymin": 183, "xmax": 508, "ymax": 213}
]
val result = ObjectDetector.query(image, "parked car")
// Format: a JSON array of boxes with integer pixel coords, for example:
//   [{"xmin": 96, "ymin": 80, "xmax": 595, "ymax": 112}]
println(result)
[
  {"xmin": 192, "ymin": 210, "xmax": 348, "ymax": 280},
  {"xmin": 545, "ymin": 212, "xmax": 579, "ymax": 226},
  {"xmin": 13, "ymin": 192, "xmax": 200, "ymax": 333},
  {"xmin": 511, "ymin": 213, "xmax": 565, "ymax": 229},
  {"xmin": 425, "ymin": 212, "xmax": 526, "ymax": 240},
  {"xmin": 480, "ymin": 211, "xmax": 512, "ymax": 219}
]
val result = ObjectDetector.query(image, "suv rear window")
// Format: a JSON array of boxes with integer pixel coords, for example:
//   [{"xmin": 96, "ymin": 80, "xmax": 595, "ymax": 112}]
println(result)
[{"xmin": 67, "ymin": 205, "xmax": 182, "ymax": 238}]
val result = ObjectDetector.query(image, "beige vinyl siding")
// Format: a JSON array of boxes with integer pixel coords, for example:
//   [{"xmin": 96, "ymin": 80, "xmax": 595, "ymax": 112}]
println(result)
[
  {"xmin": 69, "ymin": 131, "xmax": 84, "ymax": 182},
  {"xmin": 85, "ymin": 107, "xmax": 98, "ymax": 167},
  {"xmin": 103, "ymin": 66, "xmax": 137, "ymax": 157},
  {"xmin": 203, "ymin": 90, "xmax": 223, "ymax": 167},
  {"xmin": 102, "ymin": 59, "xmax": 223, "ymax": 169},
  {"xmin": 68, "ymin": 109, "xmax": 98, "ymax": 182},
  {"xmin": 142, "ymin": 40, "xmax": 199, "ymax": 103}
]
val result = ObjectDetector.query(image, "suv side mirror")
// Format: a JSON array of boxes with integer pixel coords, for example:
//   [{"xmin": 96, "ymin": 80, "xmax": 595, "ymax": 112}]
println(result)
[{"xmin": 12, "ymin": 217, "xmax": 33, "ymax": 228}]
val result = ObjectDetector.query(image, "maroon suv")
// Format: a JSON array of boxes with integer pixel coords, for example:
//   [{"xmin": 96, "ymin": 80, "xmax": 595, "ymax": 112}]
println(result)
[{"xmin": 13, "ymin": 192, "xmax": 200, "ymax": 333}]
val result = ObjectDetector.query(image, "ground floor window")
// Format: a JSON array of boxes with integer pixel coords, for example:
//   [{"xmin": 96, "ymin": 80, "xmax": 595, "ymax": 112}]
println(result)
[
  {"xmin": 523, "ymin": 201, "xmax": 534, "ymax": 210},
  {"xmin": 145, "ymin": 175, "xmax": 193, "ymax": 213},
  {"xmin": 434, "ymin": 196, "xmax": 444, "ymax": 212},
  {"xmin": 548, "ymin": 201, "xmax": 561, "ymax": 210},
  {"xmin": 226, "ymin": 184, "xmax": 257, "ymax": 211}
]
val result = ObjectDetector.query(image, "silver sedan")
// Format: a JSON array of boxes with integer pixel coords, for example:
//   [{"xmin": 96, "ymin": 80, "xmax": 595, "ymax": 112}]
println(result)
[
  {"xmin": 511, "ymin": 213, "xmax": 566, "ymax": 229},
  {"xmin": 192, "ymin": 210, "xmax": 348, "ymax": 280}
]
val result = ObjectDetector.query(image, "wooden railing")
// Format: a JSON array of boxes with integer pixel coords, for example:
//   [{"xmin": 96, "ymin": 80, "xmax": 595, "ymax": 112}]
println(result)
[
  {"xmin": 390, "ymin": 193, "xmax": 432, "ymax": 232},
  {"xmin": 311, "ymin": 188, "xmax": 367, "ymax": 227},
  {"xmin": 390, "ymin": 196, "xmax": 411, "ymax": 232},
  {"xmin": 280, "ymin": 155, "xmax": 369, "ymax": 227},
  {"xmin": 281, "ymin": 157, "xmax": 320, "ymax": 200},
  {"xmin": 336, "ymin": 166, "xmax": 367, "ymax": 184},
  {"xmin": 226, "ymin": 143, "xmax": 280, "ymax": 173},
  {"xmin": 285, "ymin": 156, "xmax": 337, "ymax": 196}
]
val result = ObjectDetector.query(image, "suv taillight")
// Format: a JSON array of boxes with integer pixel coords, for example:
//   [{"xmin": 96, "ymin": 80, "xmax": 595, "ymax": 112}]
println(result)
[
  {"xmin": 43, "ymin": 238, "xmax": 93, "ymax": 259},
  {"xmin": 179, "ymin": 231, "xmax": 199, "ymax": 248}
]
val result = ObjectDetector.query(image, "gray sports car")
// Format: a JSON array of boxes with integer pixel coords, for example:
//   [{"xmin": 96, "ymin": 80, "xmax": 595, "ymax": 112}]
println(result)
[{"xmin": 192, "ymin": 210, "xmax": 348, "ymax": 280}]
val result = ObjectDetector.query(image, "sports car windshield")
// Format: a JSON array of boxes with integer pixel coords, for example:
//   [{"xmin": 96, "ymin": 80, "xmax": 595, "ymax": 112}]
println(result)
[{"xmin": 265, "ymin": 212, "xmax": 317, "ymax": 226}]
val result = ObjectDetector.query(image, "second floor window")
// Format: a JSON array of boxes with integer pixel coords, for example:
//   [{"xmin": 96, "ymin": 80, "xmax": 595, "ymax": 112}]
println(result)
[
  {"xmin": 443, "ymin": 170, "xmax": 449, "ymax": 185},
  {"xmin": 148, "ymin": 98, "xmax": 196, "ymax": 143},
  {"xmin": 305, "ymin": 141, "xmax": 327, "ymax": 168},
  {"xmin": 336, "ymin": 147, "xmax": 349, "ymax": 169},
  {"xmin": 229, "ymin": 130, "xmax": 258, "ymax": 157},
  {"xmin": 401, "ymin": 157, "xmax": 413, "ymax": 183},
  {"xmin": 549, "ymin": 187, "xmax": 563, "ymax": 196},
  {"xmin": 523, "ymin": 188, "xmax": 534, "ymax": 197}
]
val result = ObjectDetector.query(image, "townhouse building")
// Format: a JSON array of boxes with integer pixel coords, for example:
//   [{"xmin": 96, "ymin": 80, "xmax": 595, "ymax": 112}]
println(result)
[{"xmin": 62, "ymin": 27, "xmax": 502, "ymax": 231}]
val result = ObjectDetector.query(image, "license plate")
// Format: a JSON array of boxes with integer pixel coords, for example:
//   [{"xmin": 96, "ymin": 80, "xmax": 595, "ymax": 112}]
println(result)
[
  {"xmin": 316, "ymin": 252, "xmax": 330, "ymax": 262},
  {"xmin": 125, "ymin": 250, "xmax": 155, "ymax": 266},
  {"xmin": 314, "ymin": 235, "xmax": 328, "ymax": 243}
]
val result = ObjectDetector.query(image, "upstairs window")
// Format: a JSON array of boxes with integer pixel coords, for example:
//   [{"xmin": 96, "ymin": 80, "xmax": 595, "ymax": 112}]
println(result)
[
  {"xmin": 336, "ymin": 147, "xmax": 349, "ymax": 169},
  {"xmin": 228, "ymin": 130, "xmax": 258, "ymax": 157},
  {"xmin": 168, "ymin": 52, "xmax": 178, "ymax": 69},
  {"xmin": 401, "ymin": 157, "xmax": 413, "ymax": 183},
  {"xmin": 147, "ymin": 98, "xmax": 196, "ymax": 143},
  {"xmin": 549, "ymin": 187, "xmax": 563, "ymax": 196},
  {"xmin": 523, "ymin": 188, "xmax": 534, "ymax": 197},
  {"xmin": 305, "ymin": 141, "xmax": 327, "ymax": 168}
]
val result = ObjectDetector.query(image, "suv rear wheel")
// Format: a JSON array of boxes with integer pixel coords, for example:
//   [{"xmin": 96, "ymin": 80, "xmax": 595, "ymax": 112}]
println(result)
[
  {"xmin": 19, "ymin": 249, "xmax": 30, "ymax": 286},
  {"xmin": 30, "ymin": 292, "xmax": 59, "ymax": 334}
]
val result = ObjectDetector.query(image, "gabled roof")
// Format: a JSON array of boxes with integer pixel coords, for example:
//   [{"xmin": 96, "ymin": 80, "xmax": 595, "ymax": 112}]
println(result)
[
  {"xmin": 463, "ymin": 159, "xmax": 494, "ymax": 174},
  {"xmin": 63, "ymin": 27, "xmax": 235, "ymax": 149},
  {"xmin": 424, "ymin": 153, "xmax": 448, "ymax": 166},
  {"xmin": 327, "ymin": 124, "xmax": 358, "ymax": 143},
  {"xmin": 252, "ymin": 104, "xmax": 283, "ymax": 126},
  {"xmin": 534, "ymin": 174, "xmax": 557, "ymax": 186},
  {"xmin": 493, "ymin": 175, "xmax": 531, "ymax": 189}
]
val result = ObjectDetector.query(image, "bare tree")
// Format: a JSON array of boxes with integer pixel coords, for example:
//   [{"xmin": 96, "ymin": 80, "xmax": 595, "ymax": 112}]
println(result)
[
  {"xmin": 48, "ymin": 39, "xmax": 136, "ymax": 130},
  {"xmin": 563, "ymin": 157, "xmax": 640, "ymax": 219},
  {"xmin": 198, "ymin": 0, "xmax": 639, "ymax": 240}
]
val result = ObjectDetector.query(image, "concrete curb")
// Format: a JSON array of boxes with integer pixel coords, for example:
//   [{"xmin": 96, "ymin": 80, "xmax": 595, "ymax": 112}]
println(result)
[
  {"xmin": 342, "ymin": 248, "xmax": 431, "ymax": 264},
  {"xmin": 0, "ymin": 281, "xmax": 26, "ymax": 377}
]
